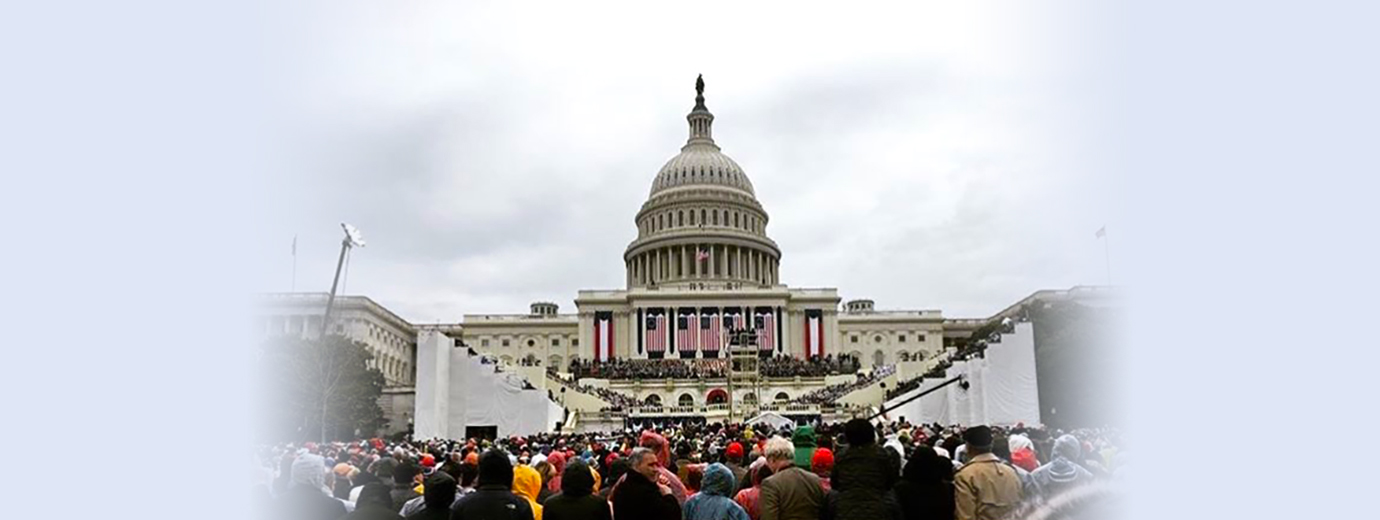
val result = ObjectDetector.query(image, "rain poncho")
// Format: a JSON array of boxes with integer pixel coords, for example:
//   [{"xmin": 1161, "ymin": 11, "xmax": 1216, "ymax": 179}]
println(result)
[
  {"xmin": 791, "ymin": 425, "xmax": 817, "ymax": 468},
  {"xmin": 512, "ymin": 465, "xmax": 544, "ymax": 520},
  {"xmin": 683, "ymin": 463, "xmax": 750, "ymax": 520}
]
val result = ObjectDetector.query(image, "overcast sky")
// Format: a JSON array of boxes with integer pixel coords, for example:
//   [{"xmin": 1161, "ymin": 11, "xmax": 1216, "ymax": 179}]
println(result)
[{"xmin": 261, "ymin": 0, "xmax": 1118, "ymax": 324}]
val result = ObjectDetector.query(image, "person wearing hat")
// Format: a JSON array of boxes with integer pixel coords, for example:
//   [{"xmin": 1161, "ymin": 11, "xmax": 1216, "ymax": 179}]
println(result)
[
  {"xmin": 723, "ymin": 442, "xmax": 749, "ymax": 495},
  {"xmin": 809, "ymin": 448, "xmax": 834, "ymax": 492},
  {"xmin": 1028, "ymin": 434, "xmax": 1094, "ymax": 500},
  {"xmin": 954, "ymin": 426, "xmax": 1022, "ymax": 520}
]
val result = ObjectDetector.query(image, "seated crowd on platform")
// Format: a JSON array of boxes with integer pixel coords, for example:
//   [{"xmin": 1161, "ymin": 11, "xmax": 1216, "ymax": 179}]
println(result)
[
  {"xmin": 257, "ymin": 418, "xmax": 1123, "ymax": 520},
  {"xmin": 883, "ymin": 317, "xmax": 1022, "ymax": 401},
  {"xmin": 795, "ymin": 364, "xmax": 897, "ymax": 405},
  {"xmin": 567, "ymin": 354, "xmax": 861, "ymax": 382}
]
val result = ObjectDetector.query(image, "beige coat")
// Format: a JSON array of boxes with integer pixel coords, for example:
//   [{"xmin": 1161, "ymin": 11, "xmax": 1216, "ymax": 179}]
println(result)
[{"xmin": 954, "ymin": 453, "xmax": 1023, "ymax": 520}]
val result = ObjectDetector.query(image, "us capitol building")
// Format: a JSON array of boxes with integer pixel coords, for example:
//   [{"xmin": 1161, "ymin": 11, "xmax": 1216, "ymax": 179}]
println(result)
[{"xmin": 259, "ymin": 78, "xmax": 1111, "ymax": 434}]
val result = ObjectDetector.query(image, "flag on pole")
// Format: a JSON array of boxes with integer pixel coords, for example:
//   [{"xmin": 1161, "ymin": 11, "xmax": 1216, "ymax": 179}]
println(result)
[
  {"xmin": 292, "ymin": 235, "xmax": 297, "ymax": 255},
  {"xmin": 1095, "ymin": 226, "xmax": 1106, "ymax": 239}
]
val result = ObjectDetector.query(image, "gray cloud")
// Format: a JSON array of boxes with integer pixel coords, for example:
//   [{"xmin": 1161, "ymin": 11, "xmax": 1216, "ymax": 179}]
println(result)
[{"xmin": 266, "ymin": 3, "xmax": 1110, "ymax": 323}]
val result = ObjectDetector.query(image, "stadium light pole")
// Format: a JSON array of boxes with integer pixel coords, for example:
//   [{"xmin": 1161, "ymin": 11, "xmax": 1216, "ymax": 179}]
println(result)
[{"xmin": 321, "ymin": 223, "xmax": 366, "ymax": 336}]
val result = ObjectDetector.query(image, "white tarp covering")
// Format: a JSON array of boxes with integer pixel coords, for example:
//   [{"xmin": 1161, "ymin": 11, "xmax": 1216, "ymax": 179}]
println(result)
[
  {"xmin": 745, "ymin": 411, "xmax": 795, "ymax": 430},
  {"xmin": 884, "ymin": 322, "xmax": 1040, "ymax": 426},
  {"xmin": 414, "ymin": 330, "xmax": 564, "ymax": 439}
]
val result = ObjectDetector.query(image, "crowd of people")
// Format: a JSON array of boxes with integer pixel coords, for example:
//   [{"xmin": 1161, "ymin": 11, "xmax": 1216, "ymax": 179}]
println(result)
[
  {"xmin": 759, "ymin": 353, "xmax": 861, "ymax": 378},
  {"xmin": 569, "ymin": 359, "xmax": 730, "ymax": 381},
  {"xmin": 795, "ymin": 364, "xmax": 897, "ymax": 405},
  {"xmin": 566, "ymin": 354, "xmax": 862, "ymax": 382},
  {"xmin": 545, "ymin": 371, "xmax": 642, "ymax": 411},
  {"xmin": 257, "ymin": 418, "xmax": 1122, "ymax": 520}
]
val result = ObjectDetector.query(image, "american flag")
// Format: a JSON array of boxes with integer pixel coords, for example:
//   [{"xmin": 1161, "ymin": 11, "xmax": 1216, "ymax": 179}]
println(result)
[
  {"xmin": 700, "ymin": 312, "xmax": 721, "ymax": 352},
  {"xmin": 645, "ymin": 313, "xmax": 666, "ymax": 352},
  {"xmin": 676, "ymin": 313, "xmax": 697, "ymax": 353},
  {"xmin": 696, "ymin": 248, "xmax": 709, "ymax": 262},
  {"xmin": 755, "ymin": 312, "xmax": 775, "ymax": 351}
]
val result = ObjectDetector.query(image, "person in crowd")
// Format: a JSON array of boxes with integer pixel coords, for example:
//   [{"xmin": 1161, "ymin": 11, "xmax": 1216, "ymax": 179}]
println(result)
[
  {"xmin": 335, "ymin": 463, "xmax": 359, "ymax": 500},
  {"xmin": 811, "ymin": 448, "xmax": 834, "ymax": 491},
  {"xmin": 391, "ymin": 463, "xmax": 423, "ymax": 513},
  {"xmin": 598, "ymin": 458, "xmax": 630, "ymax": 502},
  {"xmin": 512, "ymin": 464, "xmax": 545, "ymax": 520},
  {"xmin": 1006, "ymin": 434, "xmax": 1040, "ymax": 473},
  {"xmin": 533, "ymin": 461, "xmax": 557, "ymax": 504},
  {"xmin": 893, "ymin": 445, "xmax": 954, "ymax": 520},
  {"xmin": 759, "ymin": 436, "xmax": 824, "ymax": 520},
  {"xmin": 544, "ymin": 459, "xmax": 612, "ymax": 520},
  {"xmin": 347, "ymin": 483, "xmax": 405, "ymax": 520},
  {"xmin": 954, "ymin": 426, "xmax": 1022, "ymax": 520},
  {"xmin": 1029, "ymin": 434, "xmax": 1096, "ymax": 500},
  {"xmin": 277, "ymin": 453, "xmax": 349, "ymax": 520},
  {"xmin": 450, "ymin": 450, "xmax": 534, "ymax": 520},
  {"xmin": 733, "ymin": 465, "xmax": 773, "ymax": 520},
  {"xmin": 545, "ymin": 451, "xmax": 567, "ymax": 493},
  {"xmin": 830, "ymin": 419, "xmax": 899, "ymax": 520},
  {"xmin": 791, "ymin": 425, "xmax": 817, "ymax": 469},
  {"xmin": 684, "ymin": 463, "xmax": 705, "ymax": 498},
  {"xmin": 684, "ymin": 462, "xmax": 750, "ymax": 520},
  {"xmin": 612, "ymin": 447, "xmax": 682, "ymax": 520},
  {"xmin": 639, "ymin": 430, "xmax": 689, "ymax": 503},
  {"xmin": 405, "ymin": 472, "xmax": 457, "ymax": 520},
  {"xmin": 724, "ymin": 442, "xmax": 748, "ymax": 492}
]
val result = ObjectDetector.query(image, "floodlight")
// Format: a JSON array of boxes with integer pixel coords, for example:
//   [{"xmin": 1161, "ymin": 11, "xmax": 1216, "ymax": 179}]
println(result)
[{"xmin": 342, "ymin": 223, "xmax": 366, "ymax": 247}]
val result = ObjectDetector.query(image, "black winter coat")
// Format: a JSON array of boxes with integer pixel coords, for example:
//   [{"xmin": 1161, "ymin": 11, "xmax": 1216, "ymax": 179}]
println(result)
[
  {"xmin": 449, "ymin": 484, "xmax": 535, "ymax": 520},
  {"xmin": 831, "ymin": 444, "xmax": 901, "ymax": 520},
  {"xmin": 543, "ymin": 461, "xmax": 612, "ymax": 520},
  {"xmin": 892, "ymin": 449, "xmax": 954, "ymax": 520},
  {"xmin": 611, "ymin": 471, "xmax": 680, "ymax": 520}
]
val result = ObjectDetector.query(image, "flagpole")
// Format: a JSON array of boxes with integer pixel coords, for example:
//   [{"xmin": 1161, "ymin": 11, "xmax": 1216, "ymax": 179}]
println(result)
[{"xmin": 291, "ymin": 234, "xmax": 297, "ymax": 292}]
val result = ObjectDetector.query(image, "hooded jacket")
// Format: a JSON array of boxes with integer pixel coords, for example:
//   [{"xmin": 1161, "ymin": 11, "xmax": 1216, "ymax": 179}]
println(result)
[
  {"xmin": 450, "ymin": 450, "xmax": 534, "ymax": 520},
  {"xmin": 893, "ymin": 448, "xmax": 955, "ymax": 520},
  {"xmin": 544, "ymin": 452, "xmax": 566, "ymax": 493},
  {"xmin": 1029, "ymin": 435, "xmax": 1095, "ymax": 499},
  {"xmin": 543, "ymin": 460, "xmax": 612, "ymax": 520},
  {"xmin": 512, "ymin": 465, "xmax": 544, "ymax": 520},
  {"xmin": 277, "ymin": 454, "xmax": 349, "ymax": 520},
  {"xmin": 684, "ymin": 463, "xmax": 751, "ymax": 520},
  {"xmin": 791, "ymin": 426, "xmax": 817, "ymax": 469}
]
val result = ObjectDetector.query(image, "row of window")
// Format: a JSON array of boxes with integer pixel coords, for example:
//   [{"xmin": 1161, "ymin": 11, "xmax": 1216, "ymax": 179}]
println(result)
[
  {"xmin": 478, "ymin": 337, "xmax": 579, "ymax": 348},
  {"xmin": 849, "ymin": 333, "xmax": 928, "ymax": 343},
  {"xmin": 641, "ymin": 207, "xmax": 761, "ymax": 235}
]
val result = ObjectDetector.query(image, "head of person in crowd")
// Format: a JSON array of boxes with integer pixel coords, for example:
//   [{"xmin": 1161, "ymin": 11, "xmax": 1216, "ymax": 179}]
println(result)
[
  {"xmin": 630, "ymin": 446, "xmax": 661, "ymax": 482},
  {"xmin": 844, "ymin": 418, "xmax": 877, "ymax": 447},
  {"xmin": 963, "ymin": 425, "xmax": 994, "ymax": 455},
  {"xmin": 763, "ymin": 436, "xmax": 796, "ymax": 471},
  {"xmin": 290, "ymin": 453, "xmax": 328, "ymax": 491},
  {"xmin": 477, "ymin": 449, "xmax": 515, "ymax": 488},
  {"xmin": 810, "ymin": 448, "xmax": 834, "ymax": 479},
  {"xmin": 560, "ymin": 459, "xmax": 598, "ymax": 497},
  {"xmin": 791, "ymin": 424, "xmax": 817, "ymax": 468},
  {"xmin": 423, "ymin": 471, "xmax": 457, "ymax": 512},
  {"xmin": 685, "ymin": 463, "xmax": 705, "ymax": 494},
  {"xmin": 355, "ymin": 483, "xmax": 394, "ymax": 512},
  {"xmin": 725, "ymin": 442, "xmax": 744, "ymax": 465}
]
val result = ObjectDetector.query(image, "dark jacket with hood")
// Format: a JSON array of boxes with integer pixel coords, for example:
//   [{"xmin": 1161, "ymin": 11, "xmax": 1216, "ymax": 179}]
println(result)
[
  {"xmin": 893, "ymin": 449, "xmax": 955, "ymax": 520},
  {"xmin": 450, "ymin": 451, "xmax": 534, "ymax": 520},
  {"xmin": 542, "ymin": 460, "xmax": 612, "ymax": 520},
  {"xmin": 831, "ymin": 444, "xmax": 902, "ymax": 520},
  {"xmin": 407, "ymin": 472, "xmax": 457, "ymax": 520},
  {"xmin": 611, "ymin": 469, "xmax": 681, "ymax": 520},
  {"xmin": 345, "ymin": 483, "xmax": 406, "ymax": 520}
]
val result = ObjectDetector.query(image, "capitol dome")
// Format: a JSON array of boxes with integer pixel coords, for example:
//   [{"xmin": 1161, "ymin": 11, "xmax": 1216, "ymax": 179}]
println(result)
[{"xmin": 624, "ymin": 76, "xmax": 781, "ymax": 290}]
